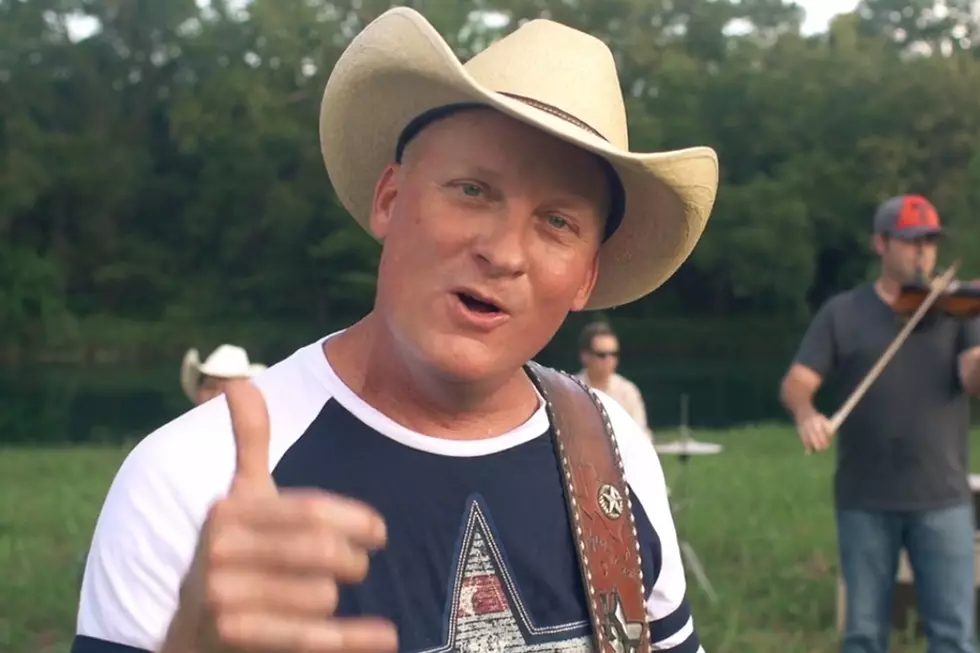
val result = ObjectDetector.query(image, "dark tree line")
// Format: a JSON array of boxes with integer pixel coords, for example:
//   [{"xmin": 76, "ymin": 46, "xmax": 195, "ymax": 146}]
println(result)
[{"xmin": 2, "ymin": 0, "xmax": 979, "ymax": 361}]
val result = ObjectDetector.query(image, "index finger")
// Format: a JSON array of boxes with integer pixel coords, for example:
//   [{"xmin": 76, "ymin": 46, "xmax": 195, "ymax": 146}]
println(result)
[
  {"xmin": 231, "ymin": 490, "xmax": 388, "ymax": 550},
  {"xmin": 225, "ymin": 378, "xmax": 274, "ymax": 495}
]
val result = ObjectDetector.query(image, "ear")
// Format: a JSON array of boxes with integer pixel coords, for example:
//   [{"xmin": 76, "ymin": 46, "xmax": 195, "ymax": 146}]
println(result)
[
  {"xmin": 369, "ymin": 163, "xmax": 400, "ymax": 239},
  {"xmin": 570, "ymin": 251, "xmax": 601, "ymax": 311},
  {"xmin": 871, "ymin": 233, "xmax": 887, "ymax": 257}
]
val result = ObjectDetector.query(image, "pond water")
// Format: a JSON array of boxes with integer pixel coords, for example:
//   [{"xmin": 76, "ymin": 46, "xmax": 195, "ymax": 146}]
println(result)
[{"xmin": 0, "ymin": 354, "xmax": 796, "ymax": 445}]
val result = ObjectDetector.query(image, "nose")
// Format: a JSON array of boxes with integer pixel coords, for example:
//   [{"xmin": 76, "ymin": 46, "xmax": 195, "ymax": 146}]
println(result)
[{"xmin": 472, "ymin": 206, "xmax": 531, "ymax": 278}]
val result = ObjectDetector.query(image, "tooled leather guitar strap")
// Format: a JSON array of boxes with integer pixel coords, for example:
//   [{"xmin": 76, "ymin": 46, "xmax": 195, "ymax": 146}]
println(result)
[{"xmin": 525, "ymin": 361, "xmax": 650, "ymax": 653}]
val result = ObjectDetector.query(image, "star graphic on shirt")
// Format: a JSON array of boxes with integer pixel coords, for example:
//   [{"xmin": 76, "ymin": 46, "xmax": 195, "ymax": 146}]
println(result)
[{"xmin": 415, "ymin": 498, "xmax": 594, "ymax": 653}]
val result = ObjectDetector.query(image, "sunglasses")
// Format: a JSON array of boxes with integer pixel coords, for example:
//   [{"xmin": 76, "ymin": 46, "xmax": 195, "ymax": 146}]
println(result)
[{"xmin": 590, "ymin": 349, "xmax": 619, "ymax": 359}]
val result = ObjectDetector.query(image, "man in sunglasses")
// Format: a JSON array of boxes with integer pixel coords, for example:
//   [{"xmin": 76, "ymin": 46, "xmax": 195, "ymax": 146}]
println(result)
[{"xmin": 576, "ymin": 320, "xmax": 651, "ymax": 437}]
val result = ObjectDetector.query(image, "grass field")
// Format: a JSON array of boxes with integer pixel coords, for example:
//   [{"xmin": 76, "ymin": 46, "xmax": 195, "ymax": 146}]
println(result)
[{"xmin": 3, "ymin": 424, "xmax": 979, "ymax": 653}]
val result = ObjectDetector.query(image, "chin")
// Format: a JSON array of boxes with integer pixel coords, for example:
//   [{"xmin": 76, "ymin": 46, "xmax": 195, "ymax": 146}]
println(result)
[{"xmin": 420, "ymin": 332, "xmax": 523, "ymax": 384}]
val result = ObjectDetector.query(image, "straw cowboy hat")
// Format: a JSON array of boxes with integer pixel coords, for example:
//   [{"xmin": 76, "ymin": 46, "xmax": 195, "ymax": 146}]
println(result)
[
  {"xmin": 319, "ymin": 7, "xmax": 719, "ymax": 310},
  {"xmin": 180, "ymin": 344, "xmax": 264, "ymax": 402}
]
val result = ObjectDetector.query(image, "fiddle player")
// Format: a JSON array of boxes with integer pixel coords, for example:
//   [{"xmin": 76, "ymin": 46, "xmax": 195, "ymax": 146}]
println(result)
[{"xmin": 779, "ymin": 193, "xmax": 980, "ymax": 653}]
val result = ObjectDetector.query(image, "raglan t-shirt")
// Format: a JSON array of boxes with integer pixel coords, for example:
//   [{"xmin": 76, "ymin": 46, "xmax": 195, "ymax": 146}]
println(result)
[{"xmin": 72, "ymin": 335, "xmax": 702, "ymax": 653}]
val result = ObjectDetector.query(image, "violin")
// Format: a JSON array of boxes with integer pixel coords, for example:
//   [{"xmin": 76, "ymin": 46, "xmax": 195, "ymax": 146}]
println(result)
[
  {"xmin": 893, "ymin": 278, "xmax": 980, "ymax": 318},
  {"xmin": 803, "ymin": 263, "xmax": 972, "ymax": 451}
]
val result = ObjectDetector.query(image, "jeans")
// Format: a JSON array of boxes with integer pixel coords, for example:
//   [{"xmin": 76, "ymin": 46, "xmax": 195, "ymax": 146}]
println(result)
[{"xmin": 838, "ymin": 503, "xmax": 977, "ymax": 653}]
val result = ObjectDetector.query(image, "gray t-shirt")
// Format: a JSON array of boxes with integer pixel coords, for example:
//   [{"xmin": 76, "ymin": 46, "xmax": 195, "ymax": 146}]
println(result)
[{"xmin": 793, "ymin": 283, "xmax": 980, "ymax": 511}]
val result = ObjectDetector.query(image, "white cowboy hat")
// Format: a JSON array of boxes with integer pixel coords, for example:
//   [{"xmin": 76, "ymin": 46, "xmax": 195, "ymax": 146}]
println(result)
[
  {"xmin": 319, "ymin": 7, "xmax": 719, "ymax": 310},
  {"xmin": 179, "ymin": 344, "xmax": 261, "ymax": 402}
]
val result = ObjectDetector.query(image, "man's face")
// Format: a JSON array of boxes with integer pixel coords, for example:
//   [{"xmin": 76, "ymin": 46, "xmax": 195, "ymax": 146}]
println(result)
[
  {"xmin": 580, "ymin": 333, "xmax": 619, "ymax": 380},
  {"xmin": 368, "ymin": 109, "xmax": 609, "ymax": 383},
  {"xmin": 875, "ymin": 233, "xmax": 939, "ymax": 283}
]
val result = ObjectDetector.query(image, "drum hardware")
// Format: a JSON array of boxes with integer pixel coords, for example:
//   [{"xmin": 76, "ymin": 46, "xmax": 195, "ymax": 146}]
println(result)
[{"xmin": 655, "ymin": 393, "xmax": 722, "ymax": 603}]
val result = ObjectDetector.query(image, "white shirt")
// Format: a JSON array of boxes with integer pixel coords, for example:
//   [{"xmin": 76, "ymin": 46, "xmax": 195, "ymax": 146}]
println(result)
[{"xmin": 576, "ymin": 371, "xmax": 650, "ymax": 437}]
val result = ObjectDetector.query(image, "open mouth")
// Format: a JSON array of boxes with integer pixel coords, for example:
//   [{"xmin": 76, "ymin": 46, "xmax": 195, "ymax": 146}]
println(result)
[{"xmin": 456, "ymin": 291, "xmax": 503, "ymax": 315}]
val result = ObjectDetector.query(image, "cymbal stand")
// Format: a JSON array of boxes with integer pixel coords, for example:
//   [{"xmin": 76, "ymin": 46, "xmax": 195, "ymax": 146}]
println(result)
[{"xmin": 670, "ymin": 393, "xmax": 718, "ymax": 603}]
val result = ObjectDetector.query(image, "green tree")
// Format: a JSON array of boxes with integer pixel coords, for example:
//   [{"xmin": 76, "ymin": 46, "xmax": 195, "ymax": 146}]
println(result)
[{"xmin": 1, "ymin": 0, "xmax": 978, "ymax": 359}]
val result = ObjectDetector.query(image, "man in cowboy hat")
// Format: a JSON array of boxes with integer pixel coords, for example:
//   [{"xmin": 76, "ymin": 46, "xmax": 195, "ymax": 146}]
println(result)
[
  {"xmin": 181, "ymin": 344, "xmax": 267, "ymax": 405},
  {"xmin": 72, "ymin": 8, "xmax": 717, "ymax": 653}
]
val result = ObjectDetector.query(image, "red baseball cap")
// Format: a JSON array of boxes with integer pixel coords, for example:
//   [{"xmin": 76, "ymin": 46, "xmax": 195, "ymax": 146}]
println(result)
[{"xmin": 873, "ymin": 194, "xmax": 945, "ymax": 240}]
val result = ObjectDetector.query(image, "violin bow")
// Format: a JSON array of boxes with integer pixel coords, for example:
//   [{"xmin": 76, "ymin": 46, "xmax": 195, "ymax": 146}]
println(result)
[{"xmin": 828, "ymin": 260, "xmax": 961, "ymax": 433}]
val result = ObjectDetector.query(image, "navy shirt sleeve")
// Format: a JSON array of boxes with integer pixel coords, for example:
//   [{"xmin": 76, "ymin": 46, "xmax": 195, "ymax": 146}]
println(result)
[{"xmin": 71, "ymin": 637, "xmax": 150, "ymax": 653}]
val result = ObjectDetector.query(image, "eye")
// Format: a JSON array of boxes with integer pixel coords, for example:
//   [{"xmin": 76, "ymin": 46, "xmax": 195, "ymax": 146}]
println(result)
[
  {"xmin": 458, "ymin": 182, "xmax": 483, "ymax": 198},
  {"xmin": 546, "ymin": 214, "xmax": 570, "ymax": 230}
]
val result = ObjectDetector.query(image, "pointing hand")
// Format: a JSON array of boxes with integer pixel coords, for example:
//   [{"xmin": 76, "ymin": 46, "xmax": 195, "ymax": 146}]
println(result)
[{"xmin": 163, "ymin": 379, "xmax": 397, "ymax": 653}]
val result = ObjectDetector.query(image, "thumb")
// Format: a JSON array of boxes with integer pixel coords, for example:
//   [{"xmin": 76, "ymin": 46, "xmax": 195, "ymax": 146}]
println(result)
[
  {"xmin": 224, "ymin": 378, "xmax": 275, "ymax": 495},
  {"xmin": 821, "ymin": 414, "xmax": 836, "ymax": 436}
]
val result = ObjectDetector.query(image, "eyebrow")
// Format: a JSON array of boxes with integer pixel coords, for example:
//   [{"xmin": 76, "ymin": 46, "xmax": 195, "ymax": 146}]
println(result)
[
  {"xmin": 453, "ymin": 164, "xmax": 504, "ymax": 185},
  {"xmin": 443, "ymin": 158, "xmax": 609, "ymax": 221},
  {"xmin": 546, "ymin": 193, "xmax": 608, "ymax": 214}
]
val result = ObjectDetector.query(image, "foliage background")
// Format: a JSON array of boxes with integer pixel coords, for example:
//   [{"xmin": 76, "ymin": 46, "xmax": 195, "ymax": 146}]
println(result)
[{"xmin": 2, "ymin": 0, "xmax": 979, "ymax": 364}]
